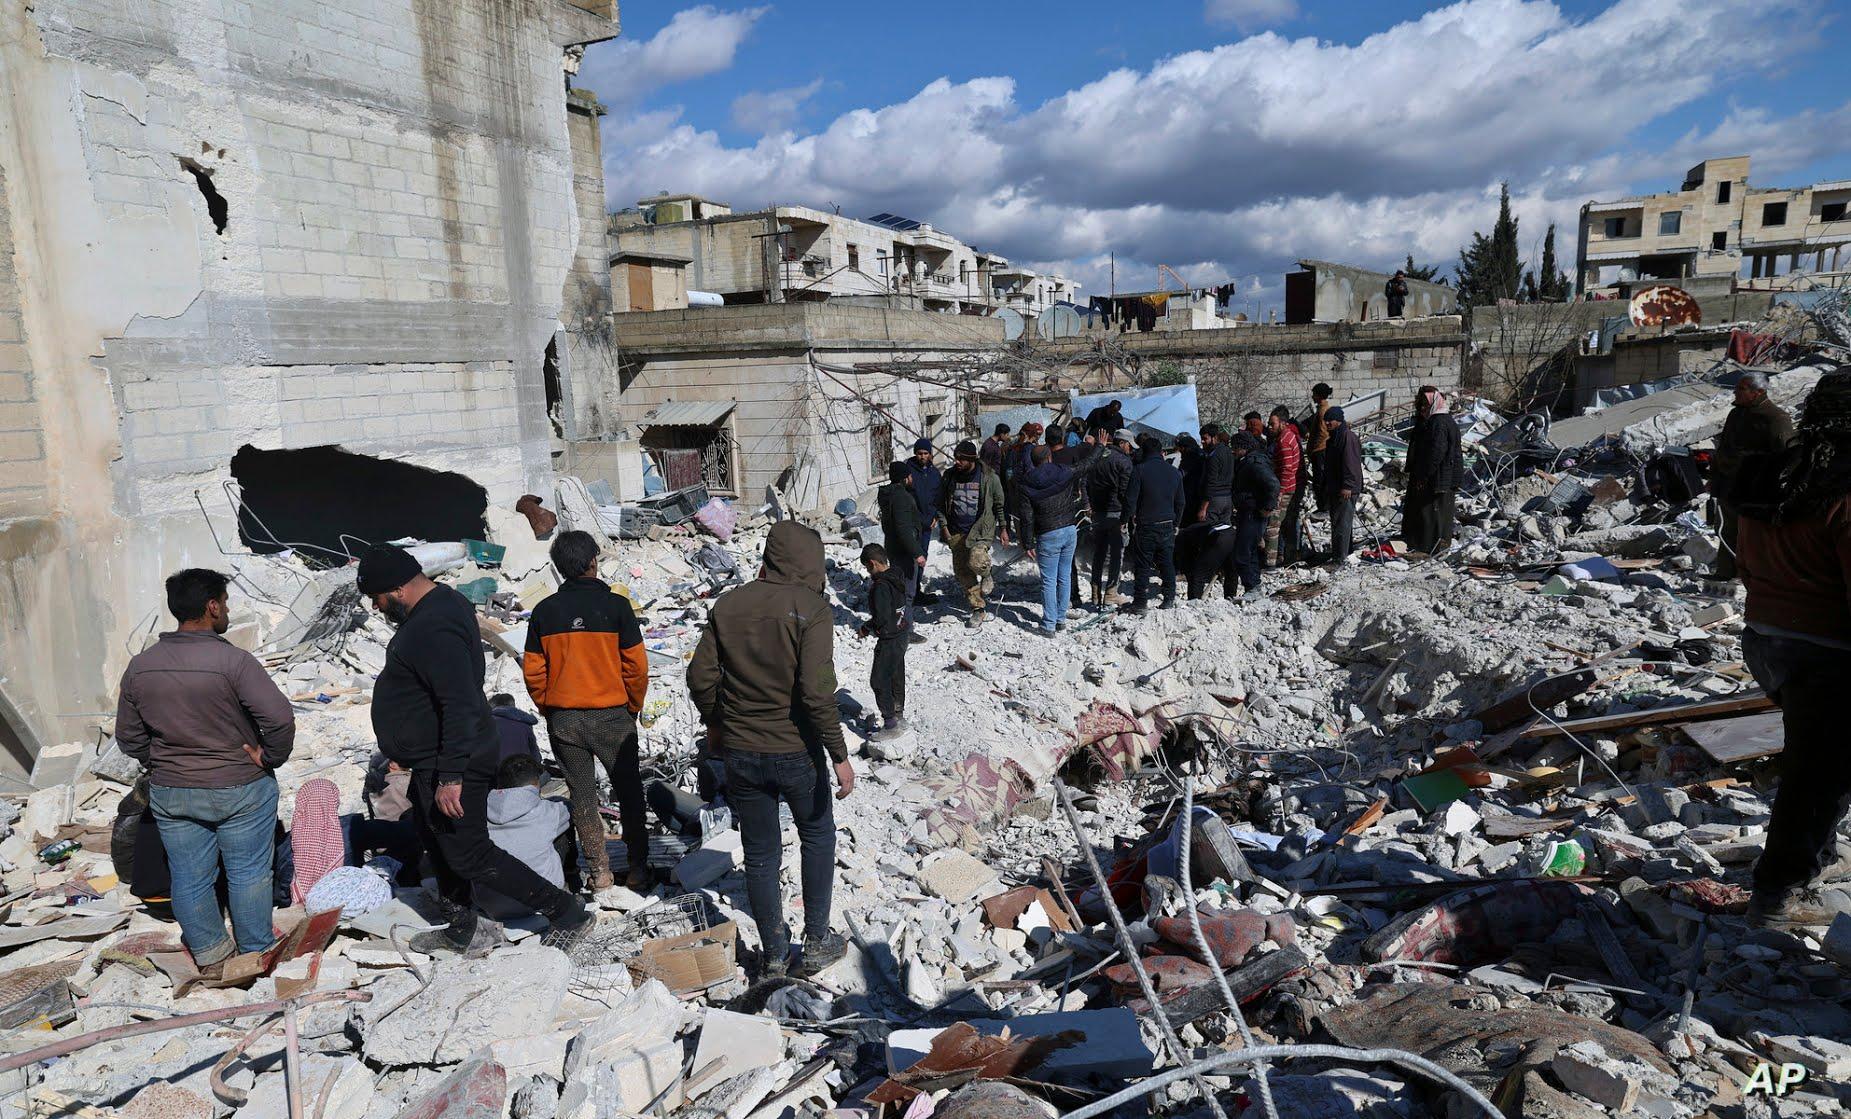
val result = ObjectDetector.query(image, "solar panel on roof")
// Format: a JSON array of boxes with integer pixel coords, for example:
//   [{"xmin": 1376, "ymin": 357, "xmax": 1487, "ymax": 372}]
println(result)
[{"xmin": 866, "ymin": 212, "xmax": 922, "ymax": 231}]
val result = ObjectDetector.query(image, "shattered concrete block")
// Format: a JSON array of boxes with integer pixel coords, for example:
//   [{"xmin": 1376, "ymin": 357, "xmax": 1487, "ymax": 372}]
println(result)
[
  {"xmin": 558, "ymin": 1037, "xmax": 683, "ymax": 1118},
  {"xmin": 397, "ymin": 1058, "xmax": 508, "ymax": 1119},
  {"xmin": 1550, "ymin": 1043, "xmax": 1638, "ymax": 1111},
  {"xmin": 1763, "ymin": 1034, "xmax": 1851, "ymax": 1079},
  {"xmin": 356, "ymin": 947, "xmax": 571, "ymax": 1067},
  {"xmin": 674, "ymin": 829, "xmax": 744, "ymax": 889},
  {"xmin": 242, "ymin": 1055, "xmax": 374, "ymax": 1119},
  {"xmin": 688, "ymin": 1008, "xmax": 785, "ymax": 1101},
  {"xmin": 1823, "ymin": 913, "xmax": 1851, "ymax": 969},
  {"xmin": 1521, "ymin": 1070, "xmax": 1607, "ymax": 1119},
  {"xmin": 916, "ymin": 850, "xmax": 1001, "ymax": 905},
  {"xmin": 1440, "ymin": 801, "xmax": 1481, "ymax": 836},
  {"xmin": 485, "ymin": 1031, "xmax": 575, "ymax": 1084},
  {"xmin": 565, "ymin": 979, "xmax": 684, "ymax": 1079}
]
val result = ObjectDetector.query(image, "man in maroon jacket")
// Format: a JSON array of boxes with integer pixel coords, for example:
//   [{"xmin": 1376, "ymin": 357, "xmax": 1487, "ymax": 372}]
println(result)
[{"xmin": 1737, "ymin": 366, "xmax": 1851, "ymax": 928}]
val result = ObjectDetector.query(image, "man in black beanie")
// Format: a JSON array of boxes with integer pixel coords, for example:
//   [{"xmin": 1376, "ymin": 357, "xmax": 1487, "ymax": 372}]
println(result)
[{"xmin": 358, "ymin": 544, "xmax": 593, "ymax": 954}]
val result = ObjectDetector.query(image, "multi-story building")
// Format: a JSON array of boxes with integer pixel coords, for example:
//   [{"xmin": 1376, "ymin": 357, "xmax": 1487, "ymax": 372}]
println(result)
[
  {"xmin": 610, "ymin": 195, "xmax": 1078, "ymax": 318},
  {"xmin": 1576, "ymin": 156, "xmax": 1851, "ymax": 294}
]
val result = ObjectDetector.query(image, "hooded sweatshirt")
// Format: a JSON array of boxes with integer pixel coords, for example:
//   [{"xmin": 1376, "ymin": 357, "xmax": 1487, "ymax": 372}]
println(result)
[
  {"xmin": 490, "ymin": 706, "xmax": 543, "ymax": 766},
  {"xmin": 687, "ymin": 521, "xmax": 849, "ymax": 764},
  {"xmin": 474, "ymin": 784, "xmax": 571, "ymax": 919}
]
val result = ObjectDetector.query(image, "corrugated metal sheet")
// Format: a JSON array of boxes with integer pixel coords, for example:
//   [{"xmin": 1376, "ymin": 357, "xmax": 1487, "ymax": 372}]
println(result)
[{"xmin": 642, "ymin": 401, "xmax": 736, "ymax": 427}]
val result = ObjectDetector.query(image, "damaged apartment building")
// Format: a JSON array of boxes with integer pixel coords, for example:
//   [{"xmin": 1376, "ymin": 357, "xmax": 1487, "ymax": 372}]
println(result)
[{"xmin": 0, "ymin": 0, "xmax": 623, "ymax": 774}]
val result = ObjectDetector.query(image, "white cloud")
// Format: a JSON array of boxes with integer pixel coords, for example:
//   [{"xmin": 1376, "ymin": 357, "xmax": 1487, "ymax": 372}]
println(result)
[
  {"xmin": 578, "ymin": 5, "xmax": 768, "ymax": 109},
  {"xmin": 1204, "ymin": 0, "xmax": 1298, "ymax": 32},
  {"xmin": 730, "ymin": 78, "xmax": 825, "ymax": 134},
  {"xmin": 587, "ymin": 0, "xmax": 1829, "ymax": 308}
]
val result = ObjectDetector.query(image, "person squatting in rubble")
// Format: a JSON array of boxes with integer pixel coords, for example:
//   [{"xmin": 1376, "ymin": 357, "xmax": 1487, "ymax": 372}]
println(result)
[
  {"xmin": 857, "ymin": 544, "xmax": 911, "ymax": 742},
  {"xmin": 358, "ymin": 544, "xmax": 594, "ymax": 955},
  {"xmin": 936, "ymin": 439, "xmax": 1007, "ymax": 629},
  {"xmin": 1227, "ymin": 430, "xmax": 1280, "ymax": 594},
  {"xmin": 1085, "ymin": 429, "xmax": 1136, "ymax": 608},
  {"xmin": 1176, "ymin": 517, "xmax": 1238, "ymax": 600},
  {"xmin": 877, "ymin": 460, "xmax": 925, "ymax": 606},
  {"xmin": 115, "ymin": 568, "xmax": 296, "ymax": 972},
  {"xmin": 475, "ymin": 753, "xmax": 580, "ymax": 920},
  {"xmin": 1709, "ymin": 370, "xmax": 1796, "ymax": 582},
  {"xmin": 1265, "ymin": 405, "xmax": 1305, "ymax": 566},
  {"xmin": 488, "ymin": 692, "xmax": 544, "ymax": 767},
  {"xmin": 1733, "ymin": 364, "xmax": 1851, "ymax": 928},
  {"xmin": 905, "ymin": 438, "xmax": 943, "ymax": 605},
  {"xmin": 1014, "ymin": 440, "xmax": 1104, "ymax": 635},
  {"xmin": 1321, "ymin": 406, "xmax": 1365, "ymax": 563},
  {"xmin": 688, "ymin": 521, "xmax": 854, "ymax": 979},
  {"xmin": 1122, "ymin": 433, "xmax": 1185, "ymax": 613},
  {"xmin": 1401, "ymin": 385, "xmax": 1465, "ymax": 555},
  {"xmin": 522, "ymin": 530, "xmax": 654, "ymax": 892}
]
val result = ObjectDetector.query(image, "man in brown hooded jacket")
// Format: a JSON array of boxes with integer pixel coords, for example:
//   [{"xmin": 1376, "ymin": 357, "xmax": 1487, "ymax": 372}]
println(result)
[{"xmin": 688, "ymin": 521, "xmax": 854, "ymax": 978}]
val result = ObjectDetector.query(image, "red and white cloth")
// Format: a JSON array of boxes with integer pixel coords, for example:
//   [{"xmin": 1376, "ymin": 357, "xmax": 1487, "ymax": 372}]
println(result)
[{"xmin": 289, "ymin": 778, "xmax": 346, "ymax": 906}]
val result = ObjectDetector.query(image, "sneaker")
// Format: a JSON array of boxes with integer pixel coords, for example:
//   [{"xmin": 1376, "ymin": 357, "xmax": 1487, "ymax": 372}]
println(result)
[
  {"xmin": 540, "ymin": 904, "xmax": 596, "ymax": 952},
  {"xmin": 1038, "ymin": 627, "xmax": 1056, "ymax": 638},
  {"xmin": 1119, "ymin": 602, "xmax": 1146, "ymax": 616},
  {"xmin": 623, "ymin": 865, "xmax": 657, "ymax": 893},
  {"xmin": 1748, "ymin": 886, "xmax": 1851, "ymax": 929},
  {"xmin": 1055, "ymin": 621, "xmax": 1068, "ymax": 633},
  {"xmin": 965, "ymin": 611, "xmax": 985, "ymax": 629},
  {"xmin": 759, "ymin": 946, "xmax": 791, "ymax": 981},
  {"xmin": 869, "ymin": 718, "xmax": 907, "ymax": 742},
  {"xmin": 1160, "ymin": 598, "xmax": 1177, "ymax": 610},
  {"xmin": 794, "ymin": 932, "xmax": 847, "ymax": 978}
]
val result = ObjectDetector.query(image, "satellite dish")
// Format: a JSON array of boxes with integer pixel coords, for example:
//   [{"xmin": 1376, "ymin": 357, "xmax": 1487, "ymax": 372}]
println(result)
[
  {"xmin": 1629, "ymin": 285, "xmax": 1701, "ymax": 328},
  {"xmin": 1037, "ymin": 305, "xmax": 1084, "ymax": 339},
  {"xmin": 997, "ymin": 307, "xmax": 1025, "ymax": 341}
]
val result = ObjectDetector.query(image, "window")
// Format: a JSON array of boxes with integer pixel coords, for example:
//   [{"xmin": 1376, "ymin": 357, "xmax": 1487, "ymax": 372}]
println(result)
[
  {"xmin": 1712, "ymin": 232, "xmax": 1728, "ymax": 251},
  {"xmin": 1603, "ymin": 217, "xmax": 1626, "ymax": 238},
  {"xmin": 847, "ymin": 244, "xmax": 860, "ymax": 270},
  {"xmin": 1823, "ymin": 202, "xmax": 1848, "ymax": 222},
  {"xmin": 1717, "ymin": 180, "xmax": 1731, "ymax": 204},
  {"xmin": 869, "ymin": 418, "xmax": 892, "ymax": 480},
  {"xmin": 1763, "ymin": 201, "xmax": 1788, "ymax": 226},
  {"xmin": 1659, "ymin": 211, "xmax": 1682, "ymax": 236}
]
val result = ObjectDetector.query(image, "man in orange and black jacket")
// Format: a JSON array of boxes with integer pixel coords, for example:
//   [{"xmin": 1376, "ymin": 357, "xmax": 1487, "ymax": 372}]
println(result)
[{"xmin": 523, "ymin": 530, "xmax": 652, "ymax": 891}]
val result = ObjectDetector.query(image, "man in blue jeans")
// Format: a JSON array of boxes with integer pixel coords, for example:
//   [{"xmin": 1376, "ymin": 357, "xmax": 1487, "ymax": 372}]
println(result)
[
  {"xmin": 116, "ymin": 569, "xmax": 296, "ymax": 971},
  {"xmin": 688, "ymin": 522, "xmax": 855, "ymax": 979},
  {"xmin": 1013, "ymin": 443, "xmax": 1102, "ymax": 634}
]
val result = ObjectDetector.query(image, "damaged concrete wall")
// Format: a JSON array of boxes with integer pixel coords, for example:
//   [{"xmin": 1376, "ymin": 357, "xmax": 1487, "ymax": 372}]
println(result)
[{"xmin": 0, "ymin": 0, "xmax": 618, "ymax": 771}]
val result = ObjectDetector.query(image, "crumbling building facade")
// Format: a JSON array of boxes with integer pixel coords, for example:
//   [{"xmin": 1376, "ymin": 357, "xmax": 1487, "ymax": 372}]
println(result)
[{"xmin": 0, "ymin": 0, "xmax": 622, "ymax": 772}]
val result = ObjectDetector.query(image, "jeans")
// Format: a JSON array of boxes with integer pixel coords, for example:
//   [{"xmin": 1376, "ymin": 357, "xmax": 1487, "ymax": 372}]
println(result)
[
  {"xmin": 1743, "ymin": 629, "xmax": 1851, "ymax": 899},
  {"xmin": 551, "ymin": 707, "xmax": 648, "ymax": 881},
  {"xmin": 1035, "ymin": 524, "xmax": 1079, "ymax": 631},
  {"xmin": 1090, "ymin": 515, "xmax": 1124, "ymax": 595},
  {"xmin": 1267, "ymin": 488, "xmax": 1303, "ymax": 566},
  {"xmin": 1329, "ymin": 494, "xmax": 1356, "ymax": 561},
  {"xmin": 1130, "ymin": 521, "xmax": 1177, "ymax": 606},
  {"xmin": 725, "ymin": 747, "xmax": 837, "ymax": 959},
  {"xmin": 407, "ymin": 767, "xmax": 577, "ymax": 944},
  {"xmin": 1229, "ymin": 510, "xmax": 1265, "ymax": 591},
  {"xmin": 871, "ymin": 634, "xmax": 908, "ymax": 723},
  {"xmin": 150, "ymin": 775, "xmax": 279, "ymax": 965}
]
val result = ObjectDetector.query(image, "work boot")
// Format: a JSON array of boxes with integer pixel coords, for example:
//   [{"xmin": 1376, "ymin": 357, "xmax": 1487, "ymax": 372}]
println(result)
[
  {"xmin": 1160, "ymin": 598, "xmax": 1177, "ymax": 610},
  {"xmin": 1120, "ymin": 601, "xmax": 1146, "ymax": 616},
  {"xmin": 411, "ymin": 907, "xmax": 503, "ymax": 959},
  {"xmin": 1748, "ymin": 886, "xmax": 1851, "ymax": 929},
  {"xmin": 965, "ymin": 611, "xmax": 985, "ymax": 630},
  {"xmin": 758, "ymin": 944, "xmax": 791, "ymax": 981},
  {"xmin": 540, "ymin": 902, "xmax": 596, "ymax": 953},
  {"xmin": 624, "ymin": 864, "xmax": 657, "ymax": 893},
  {"xmin": 869, "ymin": 718, "xmax": 907, "ymax": 743},
  {"xmin": 793, "ymin": 931, "xmax": 848, "ymax": 979}
]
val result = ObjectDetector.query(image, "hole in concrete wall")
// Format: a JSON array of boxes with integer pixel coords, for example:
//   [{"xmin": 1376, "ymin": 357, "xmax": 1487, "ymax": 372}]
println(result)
[
  {"xmin": 229, "ymin": 445, "xmax": 488, "ymax": 562},
  {"xmin": 178, "ymin": 157, "xmax": 228, "ymax": 235},
  {"xmin": 543, "ymin": 337, "xmax": 564, "ymax": 439}
]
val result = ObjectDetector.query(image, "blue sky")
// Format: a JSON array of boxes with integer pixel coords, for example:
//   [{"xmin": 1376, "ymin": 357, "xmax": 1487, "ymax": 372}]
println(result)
[{"xmin": 578, "ymin": 0, "xmax": 1851, "ymax": 312}]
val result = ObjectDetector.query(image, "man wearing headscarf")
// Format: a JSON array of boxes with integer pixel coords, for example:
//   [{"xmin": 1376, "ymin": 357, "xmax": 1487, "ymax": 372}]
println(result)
[
  {"xmin": 1735, "ymin": 365, "xmax": 1851, "ymax": 928},
  {"xmin": 1401, "ymin": 385, "xmax": 1464, "ymax": 554}
]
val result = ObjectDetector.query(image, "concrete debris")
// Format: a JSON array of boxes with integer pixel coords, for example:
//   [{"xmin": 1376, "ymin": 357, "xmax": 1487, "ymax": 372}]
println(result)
[{"xmin": 357, "ymin": 947, "xmax": 572, "ymax": 1067}]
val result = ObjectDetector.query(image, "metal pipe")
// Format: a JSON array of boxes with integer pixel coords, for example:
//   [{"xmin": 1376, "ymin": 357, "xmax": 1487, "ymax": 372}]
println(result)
[
  {"xmin": 0, "ymin": 991, "xmax": 370, "ymax": 1074},
  {"xmin": 1059, "ymin": 1043, "xmax": 1504, "ymax": 1119},
  {"xmin": 284, "ymin": 1001, "xmax": 305, "ymax": 1119},
  {"xmin": 1052, "ymin": 780, "xmax": 1231, "ymax": 1119},
  {"xmin": 1179, "ymin": 778, "xmax": 1279, "ymax": 1119}
]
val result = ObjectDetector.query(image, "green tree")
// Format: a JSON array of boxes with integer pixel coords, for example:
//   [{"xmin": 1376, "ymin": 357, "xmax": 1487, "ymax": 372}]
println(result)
[
  {"xmin": 1455, "ymin": 182, "xmax": 1525, "ymax": 308},
  {"xmin": 1519, "ymin": 223, "xmax": 1571, "ymax": 302},
  {"xmin": 1402, "ymin": 254, "xmax": 1443, "ymax": 283},
  {"xmin": 1146, "ymin": 360, "xmax": 1188, "ymax": 387}
]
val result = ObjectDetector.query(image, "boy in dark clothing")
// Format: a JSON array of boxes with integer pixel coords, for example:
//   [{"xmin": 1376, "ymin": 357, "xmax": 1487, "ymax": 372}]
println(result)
[
  {"xmin": 877, "ymin": 462, "xmax": 925, "ymax": 601},
  {"xmin": 856, "ymin": 544, "xmax": 910, "ymax": 742},
  {"xmin": 488, "ymin": 694, "xmax": 543, "ymax": 767}
]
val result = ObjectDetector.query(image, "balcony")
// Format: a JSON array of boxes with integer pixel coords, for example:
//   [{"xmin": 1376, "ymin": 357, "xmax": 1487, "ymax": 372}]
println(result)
[{"xmin": 779, "ymin": 255, "xmax": 833, "ymax": 289}]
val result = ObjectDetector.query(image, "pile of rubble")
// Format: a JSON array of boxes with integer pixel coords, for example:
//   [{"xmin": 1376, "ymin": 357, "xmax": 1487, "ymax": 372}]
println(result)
[{"xmin": 5, "ymin": 349, "xmax": 1851, "ymax": 1117}]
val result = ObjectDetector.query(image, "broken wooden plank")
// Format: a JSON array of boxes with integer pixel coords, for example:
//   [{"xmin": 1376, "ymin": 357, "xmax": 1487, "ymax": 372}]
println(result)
[
  {"xmin": 1680, "ymin": 710, "xmax": 1784, "ymax": 765},
  {"xmin": 1472, "ymin": 670, "xmax": 1598, "ymax": 733},
  {"xmin": 1518, "ymin": 691, "xmax": 1774, "ymax": 740}
]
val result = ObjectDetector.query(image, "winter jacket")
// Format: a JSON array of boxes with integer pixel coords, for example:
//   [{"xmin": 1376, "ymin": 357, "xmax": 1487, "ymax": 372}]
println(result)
[
  {"xmin": 937, "ymin": 462, "xmax": 1006, "ymax": 542},
  {"xmin": 116, "ymin": 630, "xmax": 296, "ymax": 789},
  {"xmin": 490, "ymin": 706, "xmax": 543, "ymax": 767},
  {"xmin": 877, "ymin": 481, "xmax": 924, "ymax": 561},
  {"xmin": 1086, "ymin": 446, "xmax": 1135, "ymax": 518},
  {"xmin": 1126, "ymin": 451, "xmax": 1187, "ymax": 527},
  {"xmin": 1013, "ymin": 453, "xmax": 1102, "ymax": 540},
  {"xmin": 1231, "ymin": 451, "xmax": 1281, "ymax": 516},
  {"xmin": 1322, "ymin": 424, "xmax": 1365, "ymax": 500},
  {"xmin": 1712, "ymin": 395, "xmax": 1795, "ymax": 503},
  {"xmin": 371, "ymin": 583, "xmax": 498, "ymax": 783},
  {"xmin": 1406, "ymin": 413, "xmax": 1464, "ymax": 495},
  {"xmin": 687, "ymin": 522, "xmax": 849, "ymax": 764},
  {"xmin": 1306, "ymin": 400, "xmax": 1333, "ymax": 454},
  {"xmin": 1179, "ymin": 446, "xmax": 1205, "ymax": 520},
  {"xmin": 1270, "ymin": 424, "xmax": 1303, "ymax": 494},
  {"xmin": 522, "ymin": 577, "xmax": 649, "ymax": 715},
  {"xmin": 1201, "ymin": 443, "xmax": 1236, "ymax": 502},
  {"xmin": 1084, "ymin": 404, "xmax": 1121, "ymax": 436},
  {"xmin": 907, "ymin": 460, "xmax": 943, "ymax": 528},
  {"xmin": 866, "ymin": 567, "xmax": 910, "ymax": 639},
  {"xmin": 979, "ymin": 435, "xmax": 1009, "ymax": 472},
  {"xmin": 475, "ymin": 785, "xmax": 571, "ymax": 919},
  {"xmin": 1738, "ymin": 495, "xmax": 1851, "ymax": 646}
]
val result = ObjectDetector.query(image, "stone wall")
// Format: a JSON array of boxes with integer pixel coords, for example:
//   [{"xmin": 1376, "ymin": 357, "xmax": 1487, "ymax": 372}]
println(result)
[{"xmin": 0, "ymin": 0, "xmax": 618, "ymax": 770}]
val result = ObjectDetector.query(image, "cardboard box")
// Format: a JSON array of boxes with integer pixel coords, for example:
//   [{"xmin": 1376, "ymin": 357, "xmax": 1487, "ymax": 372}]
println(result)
[{"xmin": 628, "ymin": 921, "xmax": 737, "ymax": 995}]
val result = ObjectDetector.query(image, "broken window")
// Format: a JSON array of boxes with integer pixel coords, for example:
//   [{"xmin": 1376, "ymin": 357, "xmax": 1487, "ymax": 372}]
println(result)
[
  {"xmin": 1712, "ymin": 232, "xmax": 1728, "ymax": 251},
  {"xmin": 847, "ymin": 244, "xmax": 860, "ymax": 271},
  {"xmin": 1717, "ymin": 180, "xmax": 1731, "ymax": 204},
  {"xmin": 1658, "ymin": 212, "xmax": 1681, "ymax": 236},
  {"xmin": 869, "ymin": 418, "xmax": 893, "ymax": 481},
  {"xmin": 1822, "ymin": 202, "xmax": 1848, "ymax": 223},
  {"xmin": 178, "ymin": 157, "xmax": 228, "ymax": 235},
  {"xmin": 640, "ymin": 420, "xmax": 735, "ymax": 494},
  {"xmin": 1762, "ymin": 201, "xmax": 1788, "ymax": 226},
  {"xmin": 1602, "ymin": 217, "xmax": 1626, "ymax": 238},
  {"xmin": 228, "ymin": 445, "xmax": 488, "ymax": 562}
]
